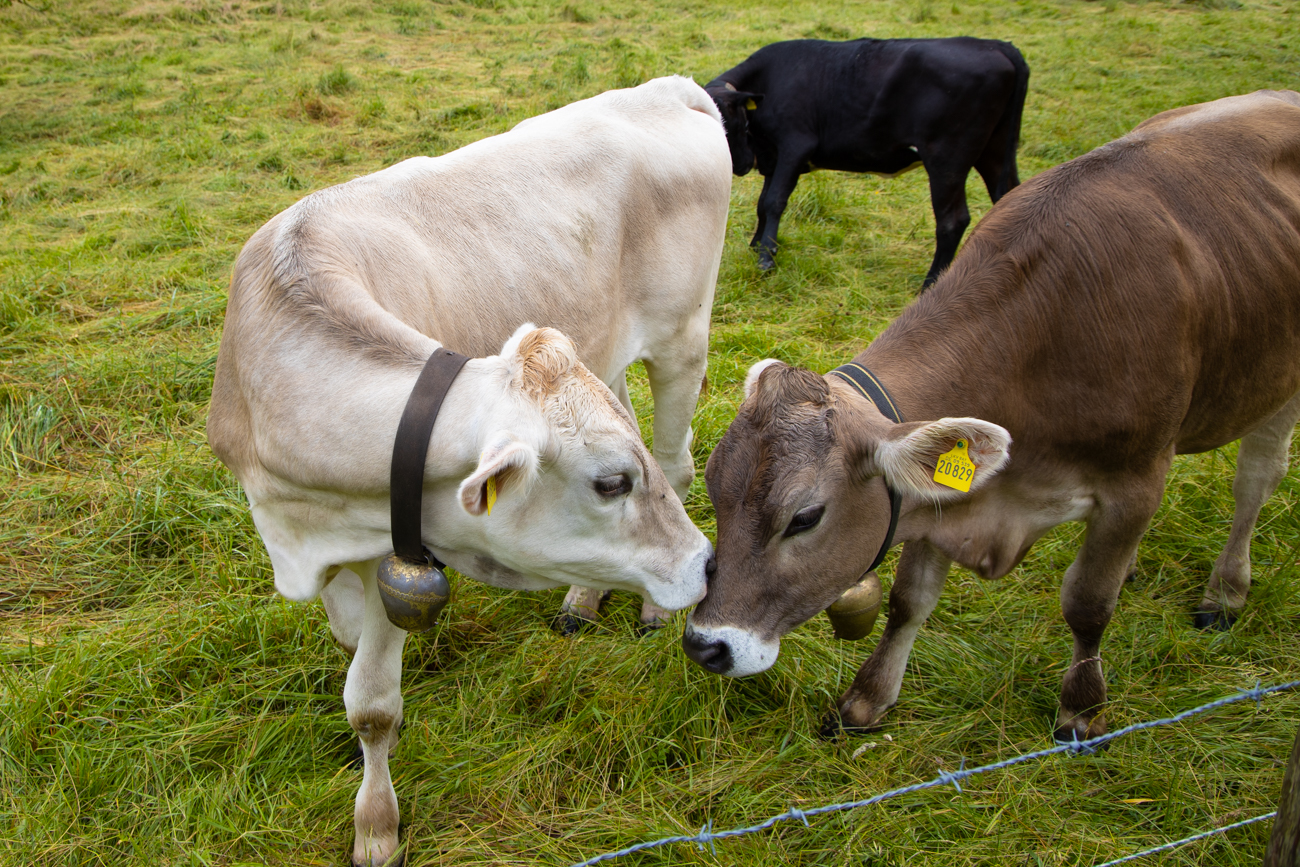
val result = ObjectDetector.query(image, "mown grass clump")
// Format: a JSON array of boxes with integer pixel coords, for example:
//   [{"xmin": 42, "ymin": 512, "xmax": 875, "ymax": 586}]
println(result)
[{"xmin": 3, "ymin": 0, "xmax": 1300, "ymax": 865}]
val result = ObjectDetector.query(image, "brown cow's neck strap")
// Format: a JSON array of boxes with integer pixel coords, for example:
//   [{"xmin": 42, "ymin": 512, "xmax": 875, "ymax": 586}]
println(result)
[
  {"xmin": 390, "ymin": 348, "xmax": 471, "ymax": 566},
  {"xmin": 831, "ymin": 362, "xmax": 903, "ymax": 573}
]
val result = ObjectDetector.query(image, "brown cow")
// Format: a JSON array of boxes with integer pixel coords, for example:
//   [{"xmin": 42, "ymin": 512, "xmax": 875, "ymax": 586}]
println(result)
[{"xmin": 683, "ymin": 90, "xmax": 1300, "ymax": 744}]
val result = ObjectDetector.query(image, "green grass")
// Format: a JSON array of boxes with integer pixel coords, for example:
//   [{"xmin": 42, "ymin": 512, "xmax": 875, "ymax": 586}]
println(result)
[{"xmin": 3, "ymin": 0, "xmax": 1300, "ymax": 864}]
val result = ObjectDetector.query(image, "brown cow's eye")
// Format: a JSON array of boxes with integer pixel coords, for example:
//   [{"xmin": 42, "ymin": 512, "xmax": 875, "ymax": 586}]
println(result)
[
  {"xmin": 594, "ymin": 474, "xmax": 633, "ymax": 498},
  {"xmin": 784, "ymin": 505, "xmax": 825, "ymax": 537}
]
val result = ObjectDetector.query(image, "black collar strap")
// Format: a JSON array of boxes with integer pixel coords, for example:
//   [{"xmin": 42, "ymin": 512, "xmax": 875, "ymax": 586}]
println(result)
[
  {"xmin": 830, "ymin": 362, "xmax": 903, "ymax": 573},
  {"xmin": 390, "ymin": 348, "xmax": 471, "ymax": 566}
]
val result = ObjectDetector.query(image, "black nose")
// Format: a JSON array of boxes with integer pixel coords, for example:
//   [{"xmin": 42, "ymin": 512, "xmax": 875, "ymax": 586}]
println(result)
[
  {"xmin": 682, "ymin": 627, "xmax": 732, "ymax": 674},
  {"xmin": 705, "ymin": 555, "xmax": 717, "ymax": 580}
]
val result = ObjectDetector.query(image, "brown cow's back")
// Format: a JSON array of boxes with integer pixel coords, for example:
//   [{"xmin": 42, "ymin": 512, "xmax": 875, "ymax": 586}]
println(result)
[{"xmin": 867, "ymin": 89, "xmax": 1300, "ymax": 471}]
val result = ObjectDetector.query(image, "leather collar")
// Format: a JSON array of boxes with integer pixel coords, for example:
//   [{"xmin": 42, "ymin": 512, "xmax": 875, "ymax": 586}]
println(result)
[
  {"xmin": 390, "ymin": 348, "xmax": 471, "ymax": 566},
  {"xmin": 830, "ymin": 362, "xmax": 902, "ymax": 572}
]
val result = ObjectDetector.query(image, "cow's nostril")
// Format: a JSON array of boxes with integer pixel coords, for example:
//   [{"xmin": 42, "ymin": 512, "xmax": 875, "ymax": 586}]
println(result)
[
  {"xmin": 705, "ymin": 555, "xmax": 717, "ymax": 580},
  {"xmin": 682, "ymin": 628, "xmax": 733, "ymax": 674}
]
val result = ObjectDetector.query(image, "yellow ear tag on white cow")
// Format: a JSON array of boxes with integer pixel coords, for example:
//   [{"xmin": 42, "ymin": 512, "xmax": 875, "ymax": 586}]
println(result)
[
  {"xmin": 933, "ymin": 440, "xmax": 976, "ymax": 492},
  {"xmin": 486, "ymin": 475, "xmax": 498, "ymax": 515}
]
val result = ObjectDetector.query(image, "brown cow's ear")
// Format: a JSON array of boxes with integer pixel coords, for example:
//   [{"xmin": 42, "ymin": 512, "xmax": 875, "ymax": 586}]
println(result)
[
  {"xmin": 743, "ymin": 358, "xmax": 785, "ymax": 399},
  {"xmin": 458, "ymin": 433, "xmax": 539, "ymax": 516},
  {"xmin": 871, "ymin": 417, "xmax": 1011, "ymax": 501}
]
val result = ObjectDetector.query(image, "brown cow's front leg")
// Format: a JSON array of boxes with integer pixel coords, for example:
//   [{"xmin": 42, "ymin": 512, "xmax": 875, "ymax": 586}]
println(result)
[
  {"xmin": 344, "ymin": 559, "xmax": 407, "ymax": 867},
  {"xmin": 826, "ymin": 540, "xmax": 951, "ymax": 736},
  {"xmin": 1055, "ymin": 471, "xmax": 1167, "ymax": 745}
]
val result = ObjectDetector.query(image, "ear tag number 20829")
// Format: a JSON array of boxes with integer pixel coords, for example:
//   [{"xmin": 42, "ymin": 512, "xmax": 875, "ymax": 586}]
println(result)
[{"xmin": 933, "ymin": 440, "xmax": 976, "ymax": 493}]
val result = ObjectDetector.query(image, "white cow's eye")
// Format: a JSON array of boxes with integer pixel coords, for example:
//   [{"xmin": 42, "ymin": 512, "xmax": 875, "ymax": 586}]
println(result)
[
  {"xmin": 783, "ymin": 505, "xmax": 825, "ymax": 538},
  {"xmin": 594, "ymin": 474, "xmax": 633, "ymax": 498}
]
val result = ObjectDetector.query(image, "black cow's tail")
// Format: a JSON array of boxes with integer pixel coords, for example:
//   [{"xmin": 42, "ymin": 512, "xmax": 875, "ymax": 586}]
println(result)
[{"xmin": 991, "ymin": 42, "xmax": 1029, "ymax": 200}]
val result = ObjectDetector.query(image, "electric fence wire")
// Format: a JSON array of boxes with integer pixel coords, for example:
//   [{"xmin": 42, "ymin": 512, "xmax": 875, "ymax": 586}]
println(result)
[{"xmin": 569, "ymin": 679, "xmax": 1300, "ymax": 867}]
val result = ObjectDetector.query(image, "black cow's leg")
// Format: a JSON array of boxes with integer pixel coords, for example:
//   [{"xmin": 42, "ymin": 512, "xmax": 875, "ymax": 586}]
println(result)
[
  {"xmin": 753, "ymin": 154, "xmax": 810, "ymax": 270},
  {"xmin": 974, "ymin": 148, "xmax": 1013, "ymax": 205},
  {"xmin": 1055, "ymin": 464, "xmax": 1168, "ymax": 745},
  {"xmin": 973, "ymin": 119, "xmax": 1022, "ymax": 204},
  {"xmin": 922, "ymin": 164, "xmax": 972, "ymax": 289},
  {"xmin": 750, "ymin": 174, "xmax": 773, "ymax": 249}
]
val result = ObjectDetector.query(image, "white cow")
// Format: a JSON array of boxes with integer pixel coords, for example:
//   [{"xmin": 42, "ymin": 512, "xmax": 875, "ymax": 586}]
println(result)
[{"xmin": 207, "ymin": 75, "xmax": 731, "ymax": 867}]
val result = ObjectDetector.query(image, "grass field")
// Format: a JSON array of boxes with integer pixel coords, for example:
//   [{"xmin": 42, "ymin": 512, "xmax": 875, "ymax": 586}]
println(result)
[{"xmin": 3, "ymin": 0, "xmax": 1300, "ymax": 864}]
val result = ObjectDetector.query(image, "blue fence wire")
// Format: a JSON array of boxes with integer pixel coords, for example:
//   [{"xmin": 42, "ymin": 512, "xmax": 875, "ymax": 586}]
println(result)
[
  {"xmin": 569, "ymin": 679, "xmax": 1300, "ymax": 867},
  {"xmin": 1091, "ymin": 811, "xmax": 1278, "ymax": 867}
]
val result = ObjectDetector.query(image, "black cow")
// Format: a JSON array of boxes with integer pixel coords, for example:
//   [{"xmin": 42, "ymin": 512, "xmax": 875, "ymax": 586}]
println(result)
[{"xmin": 706, "ymin": 37, "xmax": 1029, "ymax": 287}]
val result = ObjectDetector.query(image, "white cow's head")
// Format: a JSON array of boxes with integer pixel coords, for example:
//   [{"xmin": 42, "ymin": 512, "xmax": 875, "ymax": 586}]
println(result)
[{"xmin": 445, "ymin": 325, "xmax": 711, "ymax": 610}]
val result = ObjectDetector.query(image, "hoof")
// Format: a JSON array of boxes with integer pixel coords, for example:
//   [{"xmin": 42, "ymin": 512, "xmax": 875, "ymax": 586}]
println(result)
[
  {"xmin": 1052, "ymin": 727, "xmax": 1108, "ymax": 754},
  {"xmin": 757, "ymin": 256, "xmax": 776, "ymax": 272},
  {"xmin": 635, "ymin": 621, "xmax": 666, "ymax": 638},
  {"xmin": 353, "ymin": 851, "xmax": 405, "ymax": 867},
  {"xmin": 1193, "ymin": 608, "xmax": 1237, "ymax": 631},
  {"xmin": 818, "ymin": 710, "xmax": 883, "ymax": 741},
  {"xmin": 551, "ymin": 612, "xmax": 595, "ymax": 636}
]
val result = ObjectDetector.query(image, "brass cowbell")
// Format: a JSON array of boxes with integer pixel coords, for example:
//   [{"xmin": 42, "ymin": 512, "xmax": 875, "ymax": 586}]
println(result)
[
  {"xmin": 376, "ymin": 553, "xmax": 452, "ymax": 633},
  {"xmin": 825, "ymin": 571, "xmax": 883, "ymax": 641}
]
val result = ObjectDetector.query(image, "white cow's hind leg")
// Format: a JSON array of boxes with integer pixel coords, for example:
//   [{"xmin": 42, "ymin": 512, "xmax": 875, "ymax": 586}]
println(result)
[
  {"xmin": 1197, "ymin": 391, "xmax": 1300, "ymax": 630},
  {"xmin": 638, "ymin": 598, "xmax": 672, "ymax": 631},
  {"xmin": 621, "ymin": 367, "xmax": 675, "ymax": 632},
  {"xmin": 555, "ymin": 370, "xmax": 662, "ymax": 635},
  {"xmin": 643, "ymin": 347, "xmax": 706, "ymax": 502},
  {"xmin": 343, "ymin": 559, "xmax": 407, "ymax": 867}
]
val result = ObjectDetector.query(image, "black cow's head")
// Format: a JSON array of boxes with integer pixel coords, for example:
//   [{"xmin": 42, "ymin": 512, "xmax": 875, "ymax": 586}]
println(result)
[{"xmin": 706, "ymin": 83, "xmax": 761, "ymax": 176}]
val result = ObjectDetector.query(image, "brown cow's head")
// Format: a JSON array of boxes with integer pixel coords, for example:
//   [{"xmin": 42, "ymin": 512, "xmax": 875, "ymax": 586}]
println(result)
[
  {"xmin": 683, "ymin": 359, "xmax": 1010, "ymax": 676},
  {"xmin": 705, "ymin": 82, "xmax": 761, "ymax": 176}
]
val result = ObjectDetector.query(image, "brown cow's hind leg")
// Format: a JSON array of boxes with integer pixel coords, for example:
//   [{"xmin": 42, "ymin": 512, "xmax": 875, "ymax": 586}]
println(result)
[{"xmin": 1195, "ymin": 391, "xmax": 1300, "ymax": 631}]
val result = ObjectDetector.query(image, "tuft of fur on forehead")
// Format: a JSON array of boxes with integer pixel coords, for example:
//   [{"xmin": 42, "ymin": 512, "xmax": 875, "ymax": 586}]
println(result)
[
  {"xmin": 748, "ymin": 364, "xmax": 831, "ymax": 430},
  {"xmin": 514, "ymin": 327, "xmax": 579, "ymax": 401},
  {"xmin": 513, "ymin": 327, "xmax": 635, "ymax": 437}
]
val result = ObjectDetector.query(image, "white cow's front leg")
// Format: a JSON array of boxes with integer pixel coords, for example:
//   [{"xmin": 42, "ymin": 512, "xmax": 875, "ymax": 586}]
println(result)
[
  {"xmin": 343, "ymin": 559, "xmax": 407, "ymax": 867},
  {"xmin": 552, "ymin": 585, "xmax": 611, "ymax": 634},
  {"xmin": 321, "ymin": 567, "xmax": 365, "ymax": 656}
]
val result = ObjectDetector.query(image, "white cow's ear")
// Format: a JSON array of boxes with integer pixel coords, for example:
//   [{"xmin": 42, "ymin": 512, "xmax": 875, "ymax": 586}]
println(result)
[
  {"xmin": 872, "ymin": 417, "xmax": 1011, "ymax": 502},
  {"xmin": 498, "ymin": 322, "xmax": 539, "ymax": 359},
  {"xmin": 458, "ymin": 433, "xmax": 539, "ymax": 516},
  {"xmin": 744, "ymin": 358, "xmax": 785, "ymax": 399}
]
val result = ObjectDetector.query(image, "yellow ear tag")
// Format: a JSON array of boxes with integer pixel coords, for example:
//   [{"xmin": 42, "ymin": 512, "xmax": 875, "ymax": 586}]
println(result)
[
  {"xmin": 933, "ymin": 440, "xmax": 976, "ymax": 492},
  {"xmin": 745, "ymin": 98, "xmax": 758, "ymax": 110},
  {"xmin": 486, "ymin": 475, "xmax": 498, "ymax": 515}
]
